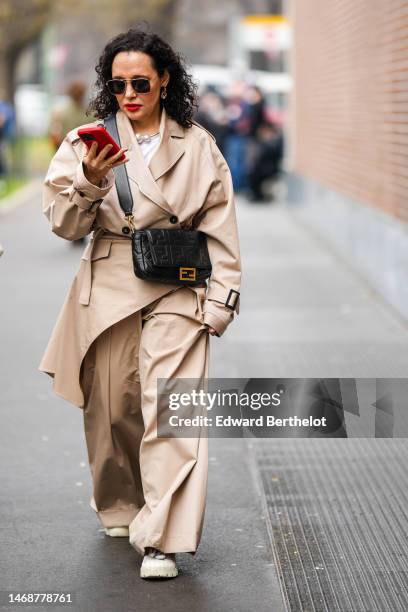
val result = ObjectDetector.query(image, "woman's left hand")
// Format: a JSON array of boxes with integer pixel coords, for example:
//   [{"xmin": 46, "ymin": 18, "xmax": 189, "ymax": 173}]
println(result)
[{"xmin": 205, "ymin": 325, "xmax": 219, "ymax": 336}]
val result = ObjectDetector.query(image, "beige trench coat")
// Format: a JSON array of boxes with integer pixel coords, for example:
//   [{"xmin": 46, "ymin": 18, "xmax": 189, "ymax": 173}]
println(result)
[{"xmin": 39, "ymin": 107, "xmax": 242, "ymax": 407}]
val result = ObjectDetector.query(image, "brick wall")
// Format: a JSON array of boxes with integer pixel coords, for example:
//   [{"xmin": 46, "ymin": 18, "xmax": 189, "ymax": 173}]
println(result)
[{"xmin": 291, "ymin": 1, "xmax": 408, "ymax": 222}]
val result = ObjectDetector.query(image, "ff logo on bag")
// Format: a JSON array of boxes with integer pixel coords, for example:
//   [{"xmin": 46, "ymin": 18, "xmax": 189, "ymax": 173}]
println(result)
[{"xmin": 180, "ymin": 267, "xmax": 196, "ymax": 281}]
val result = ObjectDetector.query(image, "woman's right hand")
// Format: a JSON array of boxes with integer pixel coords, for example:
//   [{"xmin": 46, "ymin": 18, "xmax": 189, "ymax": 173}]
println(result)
[{"xmin": 82, "ymin": 141, "xmax": 129, "ymax": 187}]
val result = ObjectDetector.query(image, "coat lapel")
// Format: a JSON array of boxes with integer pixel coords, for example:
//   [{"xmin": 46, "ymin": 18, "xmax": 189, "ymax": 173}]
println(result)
[{"xmin": 115, "ymin": 108, "xmax": 185, "ymax": 217}]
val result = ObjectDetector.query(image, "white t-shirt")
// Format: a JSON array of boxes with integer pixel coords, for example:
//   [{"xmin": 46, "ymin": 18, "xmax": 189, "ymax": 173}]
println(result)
[{"xmin": 139, "ymin": 133, "xmax": 161, "ymax": 166}]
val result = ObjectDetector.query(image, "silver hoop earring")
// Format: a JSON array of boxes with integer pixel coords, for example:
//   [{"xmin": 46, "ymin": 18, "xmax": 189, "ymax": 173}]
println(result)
[{"xmin": 161, "ymin": 86, "xmax": 167, "ymax": 100}]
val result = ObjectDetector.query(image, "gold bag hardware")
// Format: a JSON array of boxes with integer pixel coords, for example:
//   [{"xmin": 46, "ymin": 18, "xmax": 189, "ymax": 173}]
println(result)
[{"xmin": 179, "ymin": 267, "xmax": 196, "ymax": 281}]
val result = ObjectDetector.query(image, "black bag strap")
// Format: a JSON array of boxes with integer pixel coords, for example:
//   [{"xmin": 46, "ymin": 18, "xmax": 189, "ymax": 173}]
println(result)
[{"xmin": 104, "ymin": 114, "xmax": 133, "ymax": 216}]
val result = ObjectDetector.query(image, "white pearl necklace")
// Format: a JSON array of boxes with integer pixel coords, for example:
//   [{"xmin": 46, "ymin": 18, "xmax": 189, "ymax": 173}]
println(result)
[{"xmin": 135, "ymin": 131, "xmax": 160, "ymax": 144}]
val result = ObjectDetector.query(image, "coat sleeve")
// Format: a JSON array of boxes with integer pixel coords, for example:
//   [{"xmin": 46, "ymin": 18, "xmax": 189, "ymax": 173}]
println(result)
[
  {"xmin": 194, "ymin": 135, "xmax": 242, "ymax": 337},
  {"xmin": 42, "ymin": 132, "xmax": 115, "ymax": 241}
]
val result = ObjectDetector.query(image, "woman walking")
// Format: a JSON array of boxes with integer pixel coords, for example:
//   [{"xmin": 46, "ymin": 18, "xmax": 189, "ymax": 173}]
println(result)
[{"xmin": 39, "ymin": 27, "xmax": 241, "ymax": 579}]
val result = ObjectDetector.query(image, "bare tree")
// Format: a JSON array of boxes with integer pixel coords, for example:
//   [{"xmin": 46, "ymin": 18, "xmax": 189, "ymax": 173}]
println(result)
[
  {"xmin": 0, "ymin": 0, "xmax": 178, "ymax": 101},
  {"xmin": 0, "ymin": 0, "xmax": 52, "ymax": 100},
  {"xmin": 52, "ymin": 0, "xmax": 178, "ymax": 43}
]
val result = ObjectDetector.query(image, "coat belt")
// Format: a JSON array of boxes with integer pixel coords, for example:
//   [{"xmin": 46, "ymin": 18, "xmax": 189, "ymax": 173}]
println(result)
[{"xmin": 79, "ymin": 228, "xmax": 131, "ymax": 306}]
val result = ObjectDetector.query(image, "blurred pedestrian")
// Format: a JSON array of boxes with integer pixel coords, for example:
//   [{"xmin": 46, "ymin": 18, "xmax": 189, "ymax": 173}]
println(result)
[
  {"xmin": 195, "ymin": 87, "xmax": 228, "ymax": 154},
  {"xmin": 245, "ymin": 85, "xmax": 266, "ymax": 138},
  {"xmin": 49, "ymin": 80, "xmax": 89, "ymax": 244},
  {"xmin": 0, "ymin": 99, "xmax": 16, "ymax": 183},
  {"xmin": 49, "ymin": 80, "xmax": 89, "ymax": 151},
  {"xmin": 223, "ymin": 81, "xmax": 251, "ymax": 191},
  {"xmin": 247, "ymin": 121, "xmax": 284, "ymax": 202},
  {"xmin": 243, "ymin": 84, "xmax": 267, "ymax": 192}
]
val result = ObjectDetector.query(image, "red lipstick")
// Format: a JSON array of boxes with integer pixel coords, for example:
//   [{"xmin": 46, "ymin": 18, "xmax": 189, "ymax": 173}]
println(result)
[{"xmin": 125, "ymin": 104, "xmax": 142, "ymax": 111}]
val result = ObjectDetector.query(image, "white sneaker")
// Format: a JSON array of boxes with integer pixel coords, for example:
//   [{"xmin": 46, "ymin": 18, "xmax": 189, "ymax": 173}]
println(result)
[
  {"xmin": 140, "ymin": 547, "xmax": 178, "ymax": 579},
  {"xmin": 104, "ymin": 526, "xmax": 129, "ymax": 537}
]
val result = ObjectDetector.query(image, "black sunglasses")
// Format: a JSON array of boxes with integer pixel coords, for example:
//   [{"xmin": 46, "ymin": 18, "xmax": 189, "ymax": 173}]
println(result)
[{"xmin": 106, "ymin": 78, "xmax": 151, "ymax": 95}]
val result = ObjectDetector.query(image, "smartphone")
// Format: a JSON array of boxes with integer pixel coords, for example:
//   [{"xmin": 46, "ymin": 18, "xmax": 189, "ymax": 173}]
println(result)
[{"xmin": 77, "ymin": 126, "xmax": 126, "ymax": 162}]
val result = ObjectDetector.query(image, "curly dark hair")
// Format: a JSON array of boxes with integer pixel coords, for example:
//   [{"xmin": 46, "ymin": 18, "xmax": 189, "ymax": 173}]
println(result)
[{"xmin": 87, "ymin": 26, "xmax": 199, "ymax": 128}]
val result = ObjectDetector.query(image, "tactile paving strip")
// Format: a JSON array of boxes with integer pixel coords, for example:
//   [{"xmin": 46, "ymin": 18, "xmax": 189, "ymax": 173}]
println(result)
[{"xmin": 251, "ymin": 438, "xmax": 408, "ymax": 612}]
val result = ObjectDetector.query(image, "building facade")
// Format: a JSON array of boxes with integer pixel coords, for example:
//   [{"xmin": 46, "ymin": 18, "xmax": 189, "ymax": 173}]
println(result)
[{"xmin": 288, "ymin": 0, "xmax": 408, "ymax": 320}]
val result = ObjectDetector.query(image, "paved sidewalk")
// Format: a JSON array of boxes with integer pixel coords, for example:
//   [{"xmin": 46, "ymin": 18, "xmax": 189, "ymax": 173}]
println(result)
[
  {"xmin": 0, "ymin": 195, "xmax": 285, "ymax": 612},
  {"xmin": 228, "ymin": 195, "xmax": 408, "ymax": 612},
  {"xmin": 2, "ymin": 188, "xmax": 408, "ymax": 611},
  {"xmin": 217, "ymin": 194, "xmax": 408, "ymax": 379},
  {"xmin": 0, "ymin": 178, "xmax": 43, "ymax": 216}
]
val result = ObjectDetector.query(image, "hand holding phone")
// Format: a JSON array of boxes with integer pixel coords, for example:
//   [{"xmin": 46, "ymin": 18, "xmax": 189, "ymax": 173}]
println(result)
[{"xmin": 77, "ymin": 126, "xmax": 129, "ymax": 187}]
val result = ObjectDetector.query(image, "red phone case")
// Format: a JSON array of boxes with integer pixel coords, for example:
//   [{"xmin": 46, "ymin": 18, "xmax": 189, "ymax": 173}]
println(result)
[{"xmin": 77, "ymin": 126, "xmax": 126, "ymax": 161}]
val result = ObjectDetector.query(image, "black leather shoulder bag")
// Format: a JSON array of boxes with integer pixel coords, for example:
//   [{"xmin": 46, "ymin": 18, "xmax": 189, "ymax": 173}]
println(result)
[{"xmin": 104, "ymin": 114, "xmax": 212, "ymax": 285}]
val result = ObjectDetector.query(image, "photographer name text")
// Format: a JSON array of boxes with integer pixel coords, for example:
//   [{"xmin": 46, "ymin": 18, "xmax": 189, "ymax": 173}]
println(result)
[{"xmin": 168, "ymin": 415, "xmax": 327, "ymax": 428}]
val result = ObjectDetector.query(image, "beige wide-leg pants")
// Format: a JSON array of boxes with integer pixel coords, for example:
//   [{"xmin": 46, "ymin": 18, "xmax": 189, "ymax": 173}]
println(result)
[{"xmin": 80, "ymin": 286, "xmax": 210, "ymax": 556}]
